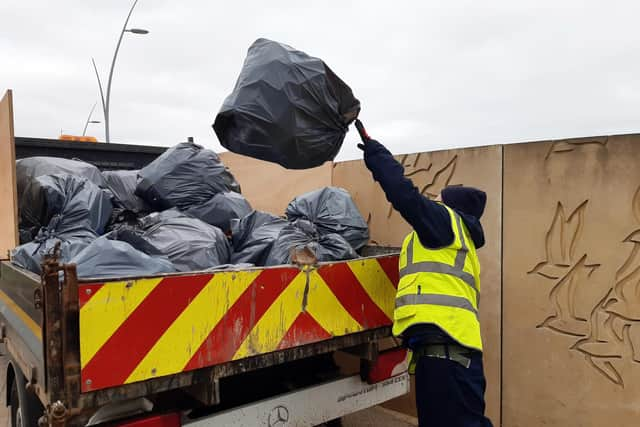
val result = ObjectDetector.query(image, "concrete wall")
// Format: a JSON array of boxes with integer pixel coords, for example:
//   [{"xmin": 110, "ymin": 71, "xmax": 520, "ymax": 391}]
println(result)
[
  {"xmin": 223, "ymin": 133, "xmax": 640, "ymax": 426},
  {"xmin": 219, "ymin": 152, "xmax": 332, "ymax": 216},
  {"xmin": 503, "ymin": 135, "xmax": 640, "ymax": 426}
]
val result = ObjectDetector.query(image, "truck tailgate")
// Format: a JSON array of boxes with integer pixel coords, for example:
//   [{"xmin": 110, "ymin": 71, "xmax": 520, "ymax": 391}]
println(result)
[{"xmin": 79, "ymin": 255, "xmax": 399, "ymax": 393}]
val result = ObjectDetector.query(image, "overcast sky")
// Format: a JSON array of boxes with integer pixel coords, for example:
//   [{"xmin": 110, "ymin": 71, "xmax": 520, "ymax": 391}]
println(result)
[{"xmin": 2, "ymin": 0, "xmax": 640, "ymax": 160}]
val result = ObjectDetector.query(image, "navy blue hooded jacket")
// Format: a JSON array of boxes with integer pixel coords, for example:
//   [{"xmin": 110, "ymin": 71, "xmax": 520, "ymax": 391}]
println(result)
[
  {"xmin": 362, "ymin": 139, "xmax": 487, "ymax": 348},
  {"xmin": 362, "ymin": 140, "xmax": 486, "ymax": 250}
]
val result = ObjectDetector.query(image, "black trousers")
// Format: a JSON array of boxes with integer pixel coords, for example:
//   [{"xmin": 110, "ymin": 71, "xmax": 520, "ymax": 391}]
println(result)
[{"xmin": 414, "ymin": 350, "xmax": 494, "ymax": 427}]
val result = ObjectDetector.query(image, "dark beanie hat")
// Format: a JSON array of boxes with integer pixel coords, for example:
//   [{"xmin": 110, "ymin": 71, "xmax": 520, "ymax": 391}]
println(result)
[{"xmin": 441, "ymin": 186, "xmax": 487, "ymax": 219}]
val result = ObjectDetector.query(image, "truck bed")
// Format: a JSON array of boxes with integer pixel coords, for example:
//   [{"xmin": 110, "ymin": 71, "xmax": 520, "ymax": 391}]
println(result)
[
  {"xmin": 0, "ymin": 111, "xmax": 406, "ymax": 425},
  {"xmin": 0, "ymin": 251, "xmax": 399, "ymax": 415}
]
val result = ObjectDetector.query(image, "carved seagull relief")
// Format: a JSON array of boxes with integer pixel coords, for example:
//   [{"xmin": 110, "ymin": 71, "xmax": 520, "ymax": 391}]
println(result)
[
  {"xmin": 387, "ymin": 155, "xmax": 459, "ymax": 218},
  {"xmin": 529, "ymin": 201, "xmax": 599, "ymax": 337},
  {"xmin": 572, "ymin": 231, "xmax": 640, "ymax": 386}
]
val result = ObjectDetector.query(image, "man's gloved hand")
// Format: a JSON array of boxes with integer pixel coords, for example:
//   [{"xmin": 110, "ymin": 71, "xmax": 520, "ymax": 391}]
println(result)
[
  {"xmin": 354, "ymin": 120, "xmax": 389, "ymax": 157},
  {"xmin": 355, "ymin": 119, "xmax": 371, "ymax": 151},
  {"xmin": 358, "ymin": 138, "xmax": 392, "ymax": 163},
  {"xmin": 358, "ymin": 138, "xmax": 383, "ymax": 152}
]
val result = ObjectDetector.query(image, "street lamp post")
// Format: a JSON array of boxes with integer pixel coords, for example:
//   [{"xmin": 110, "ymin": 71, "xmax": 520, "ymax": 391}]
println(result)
[
  {"xmin": 92, "ymin": 0, "xmax": 148, "ymax": 143},
  {"xmin": 82, "ymin": 102, "xmax": 102, "ymax": 136}
]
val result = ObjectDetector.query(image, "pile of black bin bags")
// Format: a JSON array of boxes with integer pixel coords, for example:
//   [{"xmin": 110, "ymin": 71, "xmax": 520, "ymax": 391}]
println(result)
[{"xmin": 11, "ymin": 142, "xmax": 369, "ymax": 279}]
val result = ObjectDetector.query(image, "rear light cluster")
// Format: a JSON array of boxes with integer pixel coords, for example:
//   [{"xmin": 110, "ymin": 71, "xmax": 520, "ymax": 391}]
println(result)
[
  {"xmin": 115, "ymin": 413, "xmax": 181, "ymax": 427},
  {"xmin": 366, "ymin": 348, "xmax": 409, "ymax": 384}
]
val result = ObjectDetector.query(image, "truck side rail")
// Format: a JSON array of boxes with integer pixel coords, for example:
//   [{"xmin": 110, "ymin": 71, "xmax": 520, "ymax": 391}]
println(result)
[
  {"xmin": 36, "ymin": 253, "xmax": 399, "ymax": 423},
  {"xmin": 0, "ymin": 262, "xmax": 44, "ymax": 396}
]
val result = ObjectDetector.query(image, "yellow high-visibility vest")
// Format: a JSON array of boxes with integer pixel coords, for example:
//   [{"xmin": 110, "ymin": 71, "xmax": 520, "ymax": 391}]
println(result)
[{"xmin": 393, "ymin": 205, "xmax": 483, "ymax": 351}]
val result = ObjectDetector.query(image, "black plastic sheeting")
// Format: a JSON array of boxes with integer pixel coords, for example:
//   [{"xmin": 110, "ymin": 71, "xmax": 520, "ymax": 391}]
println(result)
[
  {"xmin": 265, "ymin": 220, "xmax": 356, "ymax": 266},
  {"xmin": 18, "ymin": 229, "xmax": 32, "ymax": 245},
  {"xmin": 18, "ymin": 174, "xmax": 112, "ymax": 242},
  {"xmin": 185, "ymin": 192, "xmax": 252, "ymax": 234},
  {"xmin": 285, "ymin": 187, "xmax": 369, "ymax": 250},
  {"xmin": 103, "ymin": 170, "xmax": 150, "ymax": 234},
  {"xmin": 213, "ymin": 38, "xmax": 360, "ymax": 169},
  {"xmin": 16, "ymin": 157, "xmax": 106, "ymax": 198},
  {"xmin": 104, "ymin": 213, "xmax": 143, "ymax": 234},
  {"xmin": 230, "ymin": 211, "xmax": 288, "ymax": 266},
  {"xmin": 70, "ymin": 237, "xmax": 175, "ymax": 279},
  {"xmin": 118, "ymin": 210, "xmax": 232, "ymax": 272},
  {"xmin": 12, "ymin": 173, "xmax": 113, "ymax": 274},
  {"xmin": 102, "ymin": 170, "xmax": 148, "ymax": 213},
  {"xmin": 135, "ymin": 142, "xmax": 241, "ymax": 211}
]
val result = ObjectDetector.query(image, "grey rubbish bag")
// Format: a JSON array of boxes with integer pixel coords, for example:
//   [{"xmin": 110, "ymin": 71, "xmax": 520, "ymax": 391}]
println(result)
[
  {"xmin": 213, "ymin": 38, "xmax": 361, "ymax": 169},
  {"xmin": 264, "ymin": 220, "xmax": 356, "ymax": 266},
  {"xmin": 185, "ymin": 192, "xmax": 252, "ymax": 234},
  {"xmin": 12, "ymin": 231, "xmax": 94, "ymax": 275},
  {"xmin": 18, "ymin": 174, "xmax": 113, "ymax": 242},
  {"xmin": 230, "ymin": 211, "xmax": 288, "ymax": 266},
  {"xmin": 70, "ymin": 236, "xmax": 176, "ymax": 279},
  {"xmin": 285, "ymin": 187, "xmax": 369, "ymax": 250},
  {"xmin": 135, "ymin": 141, "xmax": 241, "ymax": 210},
  {"xmin": 122, "ymin": 210, "xmax": 232, "ymax": 272},
  {"xmin": 102, "ymin": 170, "xmax": 149, "ymax": 213},
  {"xmin": 12, "ymin": 174, "xmax": 112, "ymax": 274},
  {"xmin": 16, "ymin": 156, "xmax": 106, "ymax": 198},
  {"xmin": 102, "ymin": 170, "xmax": 150, "ymax": 234}
]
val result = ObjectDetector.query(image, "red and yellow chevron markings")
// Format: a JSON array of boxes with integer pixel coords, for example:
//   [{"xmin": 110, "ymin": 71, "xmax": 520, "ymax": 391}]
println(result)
[{"xmin": 78, "ymin": 255, "xmax": 399, "ymax": 392}]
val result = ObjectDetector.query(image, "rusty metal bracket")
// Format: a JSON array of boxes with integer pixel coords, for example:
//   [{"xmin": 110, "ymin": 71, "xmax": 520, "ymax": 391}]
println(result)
[
  {"xmin": 61, "ymin": 264, "xmax": 81, "ymax": 409},
  {"xmin": 62, "ymin": 264, "xmax": 81, "ymax": 408},
  {"xmin": 42, "ymin": 249, "xmax": 64, "ymax": 402},
  {"xmin": 48, "ymin": 400, "xmax": 69, "ymax": 427},
  {"xmin": 40, "ymin": 243, "xmax": 82, "ymax": 425}
]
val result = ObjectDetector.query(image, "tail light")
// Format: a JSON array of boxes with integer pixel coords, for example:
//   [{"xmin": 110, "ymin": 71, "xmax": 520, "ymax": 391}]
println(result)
[
  {"xmin": 365, "ymin": 348, "xmax": 409, "ymax": 384},
  {"xmin": 116, "ymin": 413, "xmax": 181, "ymax": 427}
]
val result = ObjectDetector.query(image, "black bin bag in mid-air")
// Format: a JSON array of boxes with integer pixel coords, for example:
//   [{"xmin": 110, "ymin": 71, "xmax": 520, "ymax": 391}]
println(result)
[{"xmin": 213, "ymin": 38, "xmax": 361, "ymax": 169}]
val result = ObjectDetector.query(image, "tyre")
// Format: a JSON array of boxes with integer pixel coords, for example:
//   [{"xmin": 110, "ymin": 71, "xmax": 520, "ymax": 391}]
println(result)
[{"xmin": 9, "ymin": 371, "xmax": 43, "ymax": 427}]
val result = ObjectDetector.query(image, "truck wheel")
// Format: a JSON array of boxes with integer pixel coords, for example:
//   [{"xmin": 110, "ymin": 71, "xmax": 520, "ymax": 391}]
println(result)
[{"xmin": 9, "ymin": 372, "xmax": 43, "ymax": 427}]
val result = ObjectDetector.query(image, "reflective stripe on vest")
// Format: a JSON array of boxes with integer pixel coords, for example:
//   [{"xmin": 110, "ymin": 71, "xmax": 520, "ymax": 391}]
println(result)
[
  {"xmin": 399, "ymin": 213, "xmax": 479, "ymax": 302},
  {"xmin": 395, "ymin": 293, "xmax": 478, "ymax": 317}
]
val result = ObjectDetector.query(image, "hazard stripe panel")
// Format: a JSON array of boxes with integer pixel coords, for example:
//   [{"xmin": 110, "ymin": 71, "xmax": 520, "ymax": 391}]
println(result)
[
  {"xmin": 80, "ymin": 278, "xmax": 162, "ymax": 368},
  {"xmin": 276, "ymin": 312, "xmax": 332, "ymax": 350},
  {"xmin": 318, "ymin": 262, "xmax": 391, "ymax": 328},
  {"xmin": 184, "ymin": 268, "xmax": 300, "ymax": 370},
  {"xmin": 79, "ymin": 255, "xmax": 399, "ymax": 392},
  {"xmin": 78, "ymin": 283, "xmax": 104, "ymax": 309},
  {"xmin": 376, "ymin": 256, "xmax": 400, "ymax": 289},
  {"xmin": 125, "ymin": 271, "xmax": 262, "ymax": 384},
  {"xmin": 81, "ymin": 275, "xmax": 210, "ymax": 391}
]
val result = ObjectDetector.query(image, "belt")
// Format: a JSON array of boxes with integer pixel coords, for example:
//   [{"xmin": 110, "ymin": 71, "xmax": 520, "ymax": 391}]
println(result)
[{"xmin": 408, "ymin": 343, "xmax": 473, "ymax": 374}]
